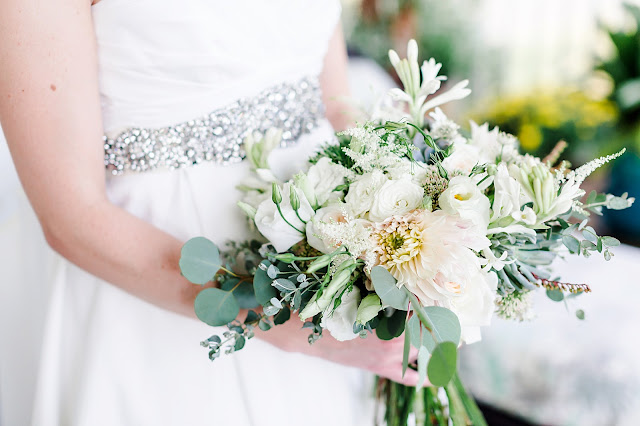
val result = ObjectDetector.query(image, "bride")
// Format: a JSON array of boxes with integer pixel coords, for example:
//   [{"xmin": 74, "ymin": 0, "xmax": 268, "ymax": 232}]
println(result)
[{"xmin": 0, "ymin": 1, "xmax": 424, "ymax": 425}]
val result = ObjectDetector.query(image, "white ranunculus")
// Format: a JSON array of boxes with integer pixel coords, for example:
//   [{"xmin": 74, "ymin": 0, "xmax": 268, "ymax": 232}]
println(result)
[
  {"xmin": 441, "ymin": 142, "xmax": 480, "ymax": 174},
  {"xmin": 254, "ymin": 183, "xmax": 314, "ymax": 252},
  {"xmin": 344, "ymin": 170, "xmax": 387, "ymax": 217},
  {"xmin": 368, "ymin": 178, "xmax": 424, "ymax": 222},
  {"xmin": 307, "ymin": 157, "xmax": 350, "ymax": 206},
  {"xmin": 439, "ymin": 175, "xmax": 491, "ymax": 232},
  {"xmin": 321, "ymin": 286, "xmax": 361, "ymax": 341},
  {"xmin": 306, "ymin": 204, "xmax": 349, "ymax": 254}
]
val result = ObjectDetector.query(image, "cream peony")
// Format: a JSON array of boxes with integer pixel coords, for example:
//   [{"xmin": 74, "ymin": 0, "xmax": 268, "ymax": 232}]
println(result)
[
  {"xmin": 368, "ymin": 178, "xmax": 424, "ymax": 222},
  {"xmin": 438, "ymin": 175, "xmax": 491, "ymax": 232},
  {"xmin": 254, "ymin": 183, "xmax": 314, "ymax": 252}
]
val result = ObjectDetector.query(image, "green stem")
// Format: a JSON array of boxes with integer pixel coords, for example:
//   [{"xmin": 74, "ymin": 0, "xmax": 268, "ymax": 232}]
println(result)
[
  {"xmin": 450, "ymin": 373, "xmax": 487, "ymax": 426},
  {"xmin": 276, "ymin": 203, "xmax": 304, "ymax": 234},
  {"xmin": 294, "ymin": 209, "xmax": 308, "ymax": 225}
]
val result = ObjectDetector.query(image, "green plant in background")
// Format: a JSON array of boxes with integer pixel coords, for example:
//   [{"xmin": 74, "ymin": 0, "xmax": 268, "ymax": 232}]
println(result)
[
  {"xmin": 470, "ymin": 89, "xmax": 618, "ymax": 166},
  {"xmin": 598, "ymin": 3, "xmax": 640, "ymax": 141},
  {"xmin": 596, "ymin": 3, "xmax": 640, "ymax": 245},
  {"xmin": 344, "ymin": 0, "xmax": 475, "ymax": 78}
]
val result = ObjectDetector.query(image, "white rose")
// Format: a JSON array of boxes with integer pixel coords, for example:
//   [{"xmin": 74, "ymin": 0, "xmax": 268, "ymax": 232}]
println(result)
[
  {"xmin": 306, "ymin": 204, "xmax": 349, "ymax": 254},
  {"xmin": 307, "ymin": 157, "xmax": 350, "ymax": 206},
  {"xmin": 369, "ymin": 178, "xmax": 424, "ymax": 222},
  {"xmin": 321, "ymin": 286, "xmax": 361, "ymax": 341},
  {"xmin": 441, "ymin": 142, "xmax": 480, "ymax": 174},
  {"xmin": 254, "ymin": 183, "xmax": 314, "ymax": 252},
  {"xmin": 439, "ymin": 176, "xmax": 490, "ymax": 232},
  {"xmin": 344, "ymin": 170, "xmax": 387, "ymax": 217},
  {"xmin": 442, "ymin": 269, "xmax": 497, "ymax": 344}
]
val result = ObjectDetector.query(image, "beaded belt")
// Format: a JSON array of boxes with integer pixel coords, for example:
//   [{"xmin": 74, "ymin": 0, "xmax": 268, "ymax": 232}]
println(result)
[{"xmin": 103, "ymin": 77, "xmax": 324, "ymax": 175}]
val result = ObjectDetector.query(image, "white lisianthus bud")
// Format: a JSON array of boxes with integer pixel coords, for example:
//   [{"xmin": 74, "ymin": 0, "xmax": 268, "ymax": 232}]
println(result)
[
  {"xmin": 293, "ymin": 172, "xmax": 317, "ymax": 208},
  {"xmin": 237, "ymin": 201, "xmax": 257, "ymax": 220},
  {"xmin": 355, "ymin": 294, "xmax": 382, "ymax": 325},
  {"xmin": 271, "ymin": 182, "xmax": 282, "ymax": 205},
  {"xmin": 289, "ymin": 185, "xmax": 300, "ymax": 211}
]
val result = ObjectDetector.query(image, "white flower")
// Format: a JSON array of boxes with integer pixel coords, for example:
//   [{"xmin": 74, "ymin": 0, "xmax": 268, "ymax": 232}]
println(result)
[
  {"xmin": 306, "ymin": 157, "xmax": 350, "ymax": 206},
  {"xmin": 511, "ymin": 206, "xmax": 536, "ymax": 225},
  {"xmin": 344, "ymin": 170, "xmax": 388, "ymax": 217},
  {"xmin": 254, "ymin": 183, "xmax": 313, "ymax": 252},
  {"xmin": 490, "ymin": 163, "xmax": 523, "ymax": 222},
  {"xmin": 438, "ymin": 176, "xmax": 491, "ymax": 232},
  {"xmin": 368, "ymin": 178, "xmax": 424, "ymax": 222},
  {"xmin": 468, "ymin": 122, "xmax": 519, "ymax": 165},
  {"xmin": 441, "ymin": 142, "xmax": 481, "ymax": 174},
  {"xmin": 428, "ymin": 108, "xmax": 463, "ymax": 143},
  {"xmin": 244, "ymin": 129, "xmax": 282, "ymax": 170},
  {"xmin": 385, "ymin": 159, "xmax": 429, "ymax": 184},
  {"xmin": 321, "ymin": 286, "xmax": 361, "ymax": 341},
  {"xmin": 306, "ymin": 204, "xmax": 350, "ymax": 254},
  {"xmin": 441, "ymin": 269, "xmax": 497, "ymax": 344}
]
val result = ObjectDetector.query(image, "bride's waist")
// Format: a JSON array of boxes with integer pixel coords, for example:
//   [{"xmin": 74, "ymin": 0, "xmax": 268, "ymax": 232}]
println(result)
[{"xmin": 103, "ymin": 76, "xmax": 326, "ymax": 176}]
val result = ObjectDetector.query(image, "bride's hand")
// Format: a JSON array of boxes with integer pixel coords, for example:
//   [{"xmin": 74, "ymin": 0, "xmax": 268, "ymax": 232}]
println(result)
[{"xmin": 255, "ymin": 318, "xmax": 424, "ymax": 387}]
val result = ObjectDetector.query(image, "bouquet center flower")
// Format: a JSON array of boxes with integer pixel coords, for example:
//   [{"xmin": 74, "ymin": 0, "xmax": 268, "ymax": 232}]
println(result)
[{"xmin": 373, "ymin": 212, "xmax": 424, "ymax": 268}]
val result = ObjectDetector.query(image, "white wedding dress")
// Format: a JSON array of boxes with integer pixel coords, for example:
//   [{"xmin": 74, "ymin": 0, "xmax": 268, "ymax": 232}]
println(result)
[{"xmin": 30, "ymin": 1, "xmax": 373, "ymax": 425}]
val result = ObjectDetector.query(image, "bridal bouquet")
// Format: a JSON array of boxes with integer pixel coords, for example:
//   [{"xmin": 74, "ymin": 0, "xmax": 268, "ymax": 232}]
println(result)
[{"xmin": 178, "ymin": 40, "xmax": 633, "ymax": 425}]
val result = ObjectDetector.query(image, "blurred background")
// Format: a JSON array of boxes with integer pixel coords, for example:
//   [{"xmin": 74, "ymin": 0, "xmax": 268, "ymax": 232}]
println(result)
[
  {"xmin": 1, "ymin": 1, "xmax": 640, "ymax": 425},
  {"xmin": 341, "ymin": 0, "xmax": 640, "ymax": 425}
]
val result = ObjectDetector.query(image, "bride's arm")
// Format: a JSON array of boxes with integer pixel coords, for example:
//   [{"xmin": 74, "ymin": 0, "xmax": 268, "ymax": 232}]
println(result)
[
  {"xmin": 0, "ymin": 0, "xmax": 423, "ymax": 386},
  {"xmin": 0, "ymin": 0, "xmax": 200, "ymax": 317},
  {"xmin": 320, "ymin": 23, "xmax": 354, "ymax": 131}
]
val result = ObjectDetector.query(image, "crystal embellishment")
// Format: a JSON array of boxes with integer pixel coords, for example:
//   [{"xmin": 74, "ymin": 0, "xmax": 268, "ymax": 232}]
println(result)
[{"xmin": 103, "ymin": 77, "xmax": 324, "ymax": 175}]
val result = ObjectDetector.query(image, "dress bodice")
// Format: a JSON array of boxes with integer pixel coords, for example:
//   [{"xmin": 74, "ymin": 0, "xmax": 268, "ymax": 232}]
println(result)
[{"xmin": 91, "ymin": 0, "xmax": 341, "ymax": 134}]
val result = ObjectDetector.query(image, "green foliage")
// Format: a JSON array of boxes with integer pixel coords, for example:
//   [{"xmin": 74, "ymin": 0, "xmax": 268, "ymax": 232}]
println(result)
[
  {"xmin": 179, "ymin": 237, "xmax": 221, "ymax": 285},
  {"xmin": 546, "ymin": 288, "xmax": 564, "ymax": 302},
  {"xmin": 419, "ymin": 306, "xmax": 462, "ymax": 352},
  {"xmin": 253, "ymin": 261, "xmax": 277, "ymax": 305},
  {"xmin": 371, "ymin": 266, "xmax": 409, "ymax": 310},
  {"xmin": 376, "ymin": 309, "xmax": 406, "ymax": 340},
  {"xmin": 194, "ymin": 288, "xmax": 239, "ymax": 327},
  {"xmin": 427, "ymin": 342, "xmax": 458, "ymax": 387}
]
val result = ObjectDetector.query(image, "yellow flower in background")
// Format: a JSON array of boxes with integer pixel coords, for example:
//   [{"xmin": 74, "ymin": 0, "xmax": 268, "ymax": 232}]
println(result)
[{"xmin": 518, "ymin": 123, "xmax": 543, "ymax": 151}]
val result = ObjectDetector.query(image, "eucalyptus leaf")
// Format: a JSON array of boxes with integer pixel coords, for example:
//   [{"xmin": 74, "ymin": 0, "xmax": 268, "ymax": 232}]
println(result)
[
  {"xmin": 427, "ymin": 342, "xmax": 458, "ymax": 387},
  {"xmin": 576, "ymin": 309, "xmax": 585, "ymax": 320},
  {"xmin": 254, "ymin": 261, "xmax": 277, "ymax": 305},
  {"xmin": 562, "ymin": 235, "xmax": 581, "ymax": 254},
  {"xmin": 194, "ymin": 288, "xmax": 239, "ymax": 327},
  {"xmin": 546, "ymin": 288, "xmax": 564, "ymax": 302},
  {"xmin": 376, "ymin": 309, "xmax": 406, "ymax": 340},
  {"xmin": 263, "ymin": 304, "xmax": 280, "ymax": 316},
  {"xmin": 402, "ymin": 318, "xmax": 411, "ymax": 377},
  {"xmin": 267, "ymin": 265, "xmax": 279, "ymax": 279},
  {"xmin": 602, "ymin": 236, "xmax": 621, "ymax": 247},
  {"xmin": 272, "ymin": 278, "xmax": 296, "ymax": 292},
  {"xmin": 371, "ymin": 266, "xmax": 409, "ymax": 310},
  {"xmin": 408, "ymin": 314, "xmax": 422, "ymax": 348},
  {"xmin": 245, "ymin": 310, "xmax": 260, "ymax": 324},
  {"xmin": 221, "ymin": 280, "xmax": 259, "ymax": 309},
  {"xmin": 274, "ymin": 307, "xmax": 291, "ymax": 325},
  {"xmin": 234, "ymin": 336, "xmax": 246, "ymax": 351},
  {"xmin": 420, "ymin": 306, "xmax": 462, "ymax": 352},
  {"xmin": 179, "ymin": 237, "xmax": 221, "ymax": 285},
  {"xmin": 416, "ymin": 346, "xmax": 429, "ymax": 390}
]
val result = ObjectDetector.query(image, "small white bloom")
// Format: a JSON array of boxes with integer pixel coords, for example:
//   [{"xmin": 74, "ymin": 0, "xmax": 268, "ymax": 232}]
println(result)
[
  {"xmin": 306, "ymin": 204, "xmax": 350, "ymax": 254},
  {"xmin": 439, "ymin": 176, "xmax": 491, "ymax": 232},
  {"xmin": 511, "ymin": 206, "xmax": 536, "ymax": 225},
  {"xmin": 368, "ymin": 178, "xmax": 424, "ymax": 222},
  {"xmin": 490, "ymin": 163, "xmax": 523, "ymax": 222},
  {"xmin": 321, "ymin": 286, "xmax": 361, "ymax": 342},
  {"xmin": 254, "ymin": 183, "xmax": 313, "ymax": 252},
  {"xmin": 344, "ymin": 170, "xmax": 388, "ymax": 217}
]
